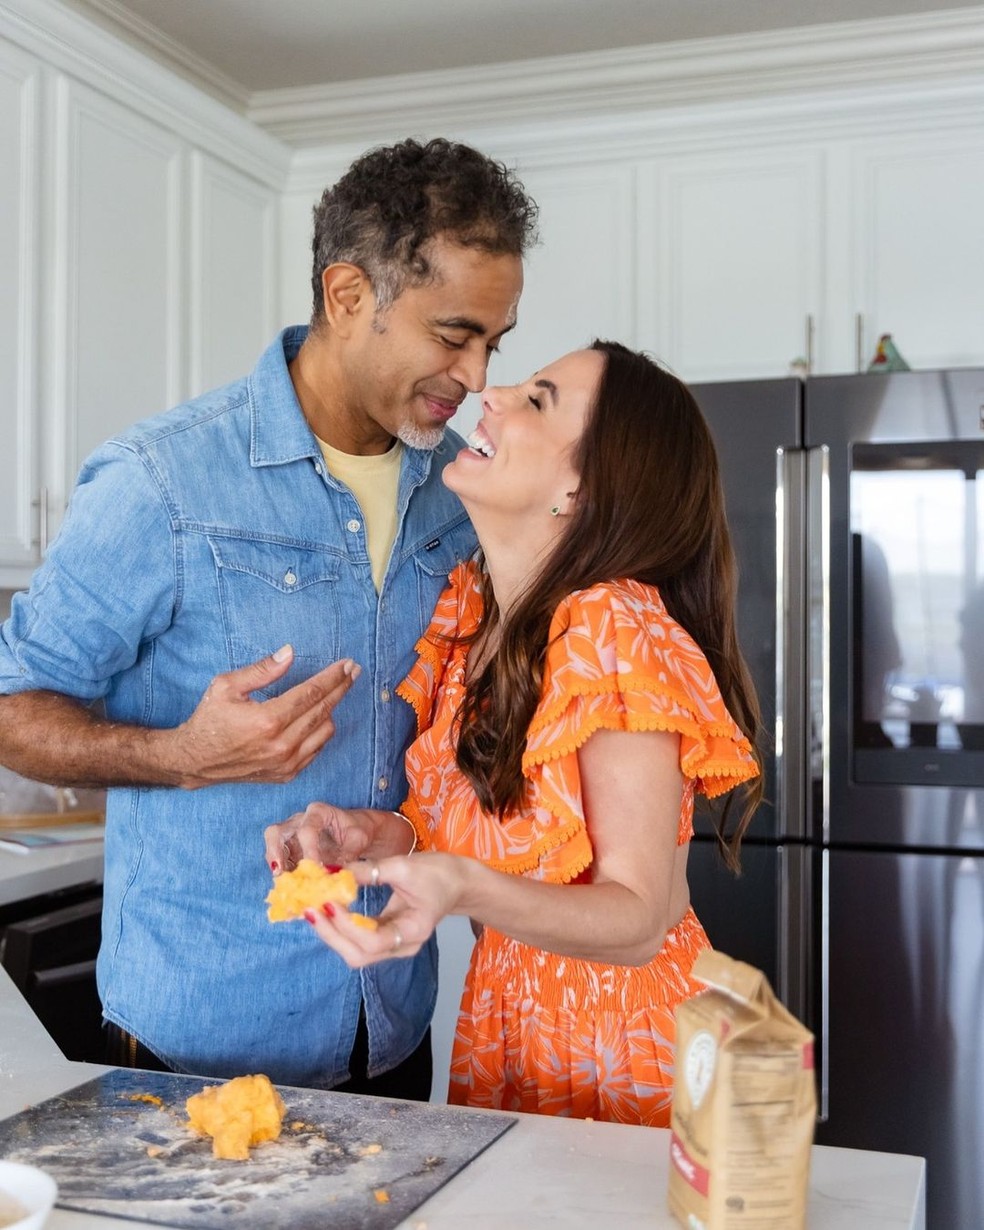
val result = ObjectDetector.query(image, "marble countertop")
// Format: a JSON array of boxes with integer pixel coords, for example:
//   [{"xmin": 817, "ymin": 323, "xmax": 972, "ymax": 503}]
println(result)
[
  {"xmin": 0, "ymin": 961, "xmax": 926, "ymax": 1229},
  {"xmin": 0, "ymin": 839, "xmax": 104, "ymax": 907}
]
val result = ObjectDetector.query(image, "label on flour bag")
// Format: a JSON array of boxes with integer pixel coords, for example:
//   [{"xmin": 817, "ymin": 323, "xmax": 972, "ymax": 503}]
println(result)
[{"xmin": 667, "ymin": 949, "xmax": 817, "ymax": 1230}]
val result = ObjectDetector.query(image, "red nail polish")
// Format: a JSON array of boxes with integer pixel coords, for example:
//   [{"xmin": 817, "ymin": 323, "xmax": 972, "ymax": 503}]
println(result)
[
  {"xmin": 303, "ymin": 909, "xmax": 317, "ymax": 924},
  {"xmin": 323, "ymin": 863, "xmax": 342, "ymax": 873},
  {"xmin": 322, "ymin": 902, "xmax": 335, "ymax": 918},
  {"xmin": 270, "ymin": 860, "xmax": 280, "ymax": 872}
]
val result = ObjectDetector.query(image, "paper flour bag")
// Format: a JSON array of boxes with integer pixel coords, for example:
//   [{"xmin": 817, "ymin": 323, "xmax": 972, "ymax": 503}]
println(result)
[{"xmin": 668, "ymin": 949, "xmax": 816, "ymax": 1230}]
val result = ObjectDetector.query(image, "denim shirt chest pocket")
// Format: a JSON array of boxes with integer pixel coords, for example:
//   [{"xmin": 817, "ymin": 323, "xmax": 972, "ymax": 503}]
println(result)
[
  {"xmin": 209, "ymin": 535, "xmax": 342, "ymax": 697},
  {"xmin": 408, "ymin": 529, "xmax": 473, "ymax": 628}
]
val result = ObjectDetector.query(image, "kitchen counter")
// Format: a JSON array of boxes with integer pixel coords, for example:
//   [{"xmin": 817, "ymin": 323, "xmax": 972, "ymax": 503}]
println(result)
[
  {"xmin": 0, "ymin": 965, "xmax": 926, "ymax": 1230},
  {"xmin": 0, "ymin": 839, "xmax": 104, "ymax": 907}
]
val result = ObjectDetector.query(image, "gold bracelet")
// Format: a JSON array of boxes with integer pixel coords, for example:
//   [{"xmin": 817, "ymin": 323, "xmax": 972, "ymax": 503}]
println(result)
[{"xmin": 391, "ymin": 810, "xmax": 418, "ymax": 856}]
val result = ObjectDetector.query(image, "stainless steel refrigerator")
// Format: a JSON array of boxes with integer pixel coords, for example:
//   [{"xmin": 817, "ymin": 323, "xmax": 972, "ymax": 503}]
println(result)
[{"xmin": 687, "ymin": 368, "xmax": 984, "ymax": 1230}]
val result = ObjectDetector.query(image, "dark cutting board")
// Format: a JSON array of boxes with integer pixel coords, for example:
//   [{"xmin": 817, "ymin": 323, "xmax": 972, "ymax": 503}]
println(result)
[{"xmin": 0, "ymin": 1068, "xmax": 515, "ymax": 1229}]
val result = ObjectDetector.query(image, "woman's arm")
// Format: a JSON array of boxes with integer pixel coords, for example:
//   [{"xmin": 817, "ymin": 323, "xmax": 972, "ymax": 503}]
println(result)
[{"xmin": 306, "ymin": 726, "xmax": 688, "ymax": 967}]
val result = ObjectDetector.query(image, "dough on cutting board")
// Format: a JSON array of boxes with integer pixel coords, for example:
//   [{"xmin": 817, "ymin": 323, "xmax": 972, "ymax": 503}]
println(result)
[
  {"xmin": 265, "ymin": 859, "xmax": 378, "ymax": 928},
  {"xmin": 185, "ymin": 1074, "xmax": 286, "ymax": 1161}
]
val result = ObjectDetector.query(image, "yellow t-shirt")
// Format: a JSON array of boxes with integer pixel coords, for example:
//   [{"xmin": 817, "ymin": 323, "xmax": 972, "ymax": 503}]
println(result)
[{"xmin": 316, "ymin": 437, "xmax": 402, "ymax": 592}]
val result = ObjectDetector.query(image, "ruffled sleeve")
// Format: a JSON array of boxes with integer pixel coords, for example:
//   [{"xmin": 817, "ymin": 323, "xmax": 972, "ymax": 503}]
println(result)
[
  {"xmin": 523, "ymin": 580, "xmax": 759, "ymax": 807},
  {"xmin": 397, "ymin": 561, "xmax": 482, "ymax": 733}
]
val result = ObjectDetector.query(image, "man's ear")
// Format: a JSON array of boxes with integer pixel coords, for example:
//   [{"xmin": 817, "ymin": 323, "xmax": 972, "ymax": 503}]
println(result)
[{"xmin": 320, "ymin": 263, "xmax": 372, "ymax": 337}]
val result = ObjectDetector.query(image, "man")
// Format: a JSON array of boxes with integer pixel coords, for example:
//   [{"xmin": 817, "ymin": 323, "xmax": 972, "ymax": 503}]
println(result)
[{"xmin": 0, "ymin": 138, "xmax": 536, "ymax": 1097}]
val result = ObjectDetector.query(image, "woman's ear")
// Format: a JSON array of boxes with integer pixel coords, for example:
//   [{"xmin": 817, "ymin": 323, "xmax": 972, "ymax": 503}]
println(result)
[
  {"xmin": 320, "ymin": 262, "xmax": 372, "ymax": 337},
  {"xmin": 553, "ymin": 488, "xmax": 579, "ymax": 517}
]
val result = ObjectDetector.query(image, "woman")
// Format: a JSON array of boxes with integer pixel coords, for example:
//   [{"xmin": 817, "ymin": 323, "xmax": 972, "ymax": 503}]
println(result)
[{"xmin": 267, "ymin": 340, "xmax": 762, "ymax": 1126}]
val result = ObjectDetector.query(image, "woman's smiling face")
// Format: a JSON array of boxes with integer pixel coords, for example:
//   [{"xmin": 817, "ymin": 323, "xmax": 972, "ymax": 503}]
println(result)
[{"xmin": 443, "ymin": 348, "xmax": 604, "ymax": 522}]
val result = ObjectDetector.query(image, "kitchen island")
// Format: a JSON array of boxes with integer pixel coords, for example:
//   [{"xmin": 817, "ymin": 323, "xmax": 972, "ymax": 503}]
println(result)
[{"xmin": 0, "ymin": 963, "xmax": 925, "ymax": 1230}]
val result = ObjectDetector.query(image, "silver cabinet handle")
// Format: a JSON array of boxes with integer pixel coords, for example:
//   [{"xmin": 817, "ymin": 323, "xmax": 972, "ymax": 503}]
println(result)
[
  {"xmin": 805, "ymin": 314, "xmax": 815, "ymax": 375},
  {"xmin": 34, "ymin": 487, "xmax": 49, "ymax": 555},
  {"xmin": 854, "ymin": 312, "xmax": 865, "ymax": 373}
]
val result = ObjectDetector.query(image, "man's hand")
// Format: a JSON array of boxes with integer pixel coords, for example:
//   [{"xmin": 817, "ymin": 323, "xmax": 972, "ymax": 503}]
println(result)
[{"xmin": 173, "ymin": 646, "xmax": 360, "ymax": 788}]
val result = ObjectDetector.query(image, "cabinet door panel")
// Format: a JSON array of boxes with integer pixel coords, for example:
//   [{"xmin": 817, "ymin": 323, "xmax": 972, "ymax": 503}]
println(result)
[
  {"xmin": 648, "ymin": 151, "xmax": 823, "ymax": 382},
  {"xmin": 0, "ymin": 44, "xmax": 40, "ymax": 575},
  {"xmin": 851, "ymin": 131, "xmax": 984, "ymax": 370},
  {"xmin": 189, "ymin": 152, "xmax": 277, "ymax": 396},
  {"xmin": 454, "ymin": 163, "xmax": 634, "ymax": 437},
  {"xmin": 52, "ymin": 78, "xmax": 183, "ymax": 519}
]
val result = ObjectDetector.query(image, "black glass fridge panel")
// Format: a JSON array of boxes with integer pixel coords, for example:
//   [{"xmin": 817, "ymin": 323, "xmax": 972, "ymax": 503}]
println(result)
[
  {"xmin": 816, "ymin": 845, "xmax": 984, "ymax": 1230},
  {"xmin": 686, "ymin": 838, "xmax": 780, "ymax": 989},
  {"xmin": 807, "ymin": 368, "xmax": 984, "ymax": 848},
  {"xmin": 691, "ymin": 379, "xmax": 802, "ymax": 841}
]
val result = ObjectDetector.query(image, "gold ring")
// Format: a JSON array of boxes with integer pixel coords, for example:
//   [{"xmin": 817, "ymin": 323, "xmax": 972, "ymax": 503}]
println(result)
[{"xmin": 370, "ymin": 863, "xmax": 380, "ymax": 887}]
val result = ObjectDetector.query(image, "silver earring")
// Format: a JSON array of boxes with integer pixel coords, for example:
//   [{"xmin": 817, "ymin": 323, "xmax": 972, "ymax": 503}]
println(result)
[{"xmin": 550, "ymin": 506, "xmax": 560, "ymax": 517}]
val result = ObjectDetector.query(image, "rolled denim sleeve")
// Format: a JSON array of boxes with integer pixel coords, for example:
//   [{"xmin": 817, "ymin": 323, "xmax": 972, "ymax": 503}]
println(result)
[{"xmin": 0, "ymin": 442, "xmax": 176, "ymax": 701}]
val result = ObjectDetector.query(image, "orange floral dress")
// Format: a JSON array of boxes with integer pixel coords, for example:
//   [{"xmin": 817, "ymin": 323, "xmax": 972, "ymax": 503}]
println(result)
[{"xmin": 398, "ymin": 563, "xmax": 758, "ymax": 1126}]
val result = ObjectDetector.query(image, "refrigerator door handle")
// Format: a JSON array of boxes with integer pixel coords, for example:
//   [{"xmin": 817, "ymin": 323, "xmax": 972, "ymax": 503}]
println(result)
[
  {"xmin": 806, "ymin": 445, "xmax": 831, "ymax": 844},
  {"xmin": 819, "ymin": 848, "xmax": 830, "ymax": 1121},
  {"xmin": 777, "ymin": 844, "xmax": 829, "ymax": 1122},
  {"xmin": 805, "ymin": 444, "xmax": 831, "ymax": 1122},
  {"xmin": 777, "ymin": 446, "xmax": 808, "ymax": 842}
]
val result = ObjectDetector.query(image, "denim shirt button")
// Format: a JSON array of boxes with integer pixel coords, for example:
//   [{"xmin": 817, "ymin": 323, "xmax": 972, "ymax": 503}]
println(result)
[
  {"xmin": 380, "ymin": 687, "xmax": 391, "ymax": 703},
  {"xmin": 346, "ymin": 519, "xmax": 361, "ymax": 533},
  {"xmin": 378, "ymin": 776, "xmax": 389, "ymax": 791},
  {"xmin": 284, "ymin": 570, "xmax": 297, "ymax": 586}
]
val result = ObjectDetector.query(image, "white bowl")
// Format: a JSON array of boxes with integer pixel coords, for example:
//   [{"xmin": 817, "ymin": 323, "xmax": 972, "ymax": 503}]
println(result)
[{"xmin": 0, "ymin": 1161, "xmax": 57, "ymax": 1230}]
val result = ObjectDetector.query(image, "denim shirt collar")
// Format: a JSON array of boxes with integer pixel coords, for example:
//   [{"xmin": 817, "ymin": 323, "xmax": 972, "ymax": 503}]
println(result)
[{"xmin": 248, "ymin": 326, "xmax": 435, "ymax": 489}]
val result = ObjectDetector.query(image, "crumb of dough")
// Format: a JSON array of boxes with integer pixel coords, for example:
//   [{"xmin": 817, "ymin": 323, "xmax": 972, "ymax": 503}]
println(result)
[
  {"xmin": 146, "ymin": 1145, "xmax": 164, "ymax": 1158},
  {"xmin": 128, "ymin": 1093, "xmax": 163, "ymax": 1106},
  {"xmin": 373, "ymin": 1189, "xmax": 390, "ymax": 1203},
  {"xmin": 265, "ymin": 859, "xmax": 378, "ymax": 929},
  {"xmin": 357, "ymin": 1143, "xmax": 383, "ymax": 1156},
  {"xmin": 185, "ymin": 1074, "xmax": 286, "ymax": 1161}
]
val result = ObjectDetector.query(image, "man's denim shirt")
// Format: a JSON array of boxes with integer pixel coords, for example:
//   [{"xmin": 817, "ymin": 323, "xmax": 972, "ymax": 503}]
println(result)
[{"xmin": 0, "ymin": 327, "xmax": 477, "ymax": 1085}]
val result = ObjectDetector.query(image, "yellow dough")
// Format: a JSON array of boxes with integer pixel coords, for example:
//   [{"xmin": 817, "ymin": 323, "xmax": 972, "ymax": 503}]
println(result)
[
  {"xmin": 186, "ymin": 1074, "xmax": 286, "ymax": 1161},
  {"xmin": 266, "ymin": 859, "xmax": 379, "ymax": 929}
]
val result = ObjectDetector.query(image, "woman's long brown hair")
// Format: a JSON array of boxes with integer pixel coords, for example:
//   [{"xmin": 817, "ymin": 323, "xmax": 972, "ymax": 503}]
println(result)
[{"xmin": 454, "ymin": 340, "xmax": 764, "ymax": 871}]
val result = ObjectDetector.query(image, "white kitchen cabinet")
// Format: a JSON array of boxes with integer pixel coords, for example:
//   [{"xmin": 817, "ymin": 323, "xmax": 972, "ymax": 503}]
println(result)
[
  {"xmin": 188, "ymin": 151, "xmax": 278, "ymax": 396},
  {"xmin": 637, "ymin": 128, "xmax": 984, "ymax": 383},
  {"xmin": 639, "ymin": 150, "xmax": 825, "ymax": 382},
  {"xmin": 0, "ymin": 41, "xmax": 41, "ymax": 575},
  {"xmin": 45, "ymin": 76, "xmax": 184, "ymax": 545},
  {"xmin": 454, "ymin": 162, "xmax": 636, "ymax": 437},
  {"xmin": 843, "ymin": 129, "xmax": 984, "ymax": 373},
  {"xmin": 0, "ymin": 60, "xmax": 280, "ymax": 589}
]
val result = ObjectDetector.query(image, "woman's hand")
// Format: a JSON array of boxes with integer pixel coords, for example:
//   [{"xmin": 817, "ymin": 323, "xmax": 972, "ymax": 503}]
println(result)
[
  {"xmin": 302, "ymin": 852, "xmax": 468, "ymax": 968},
  {"xmin": 264, "ymin": 801, "xmax": 375, "ymax": 873}
]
